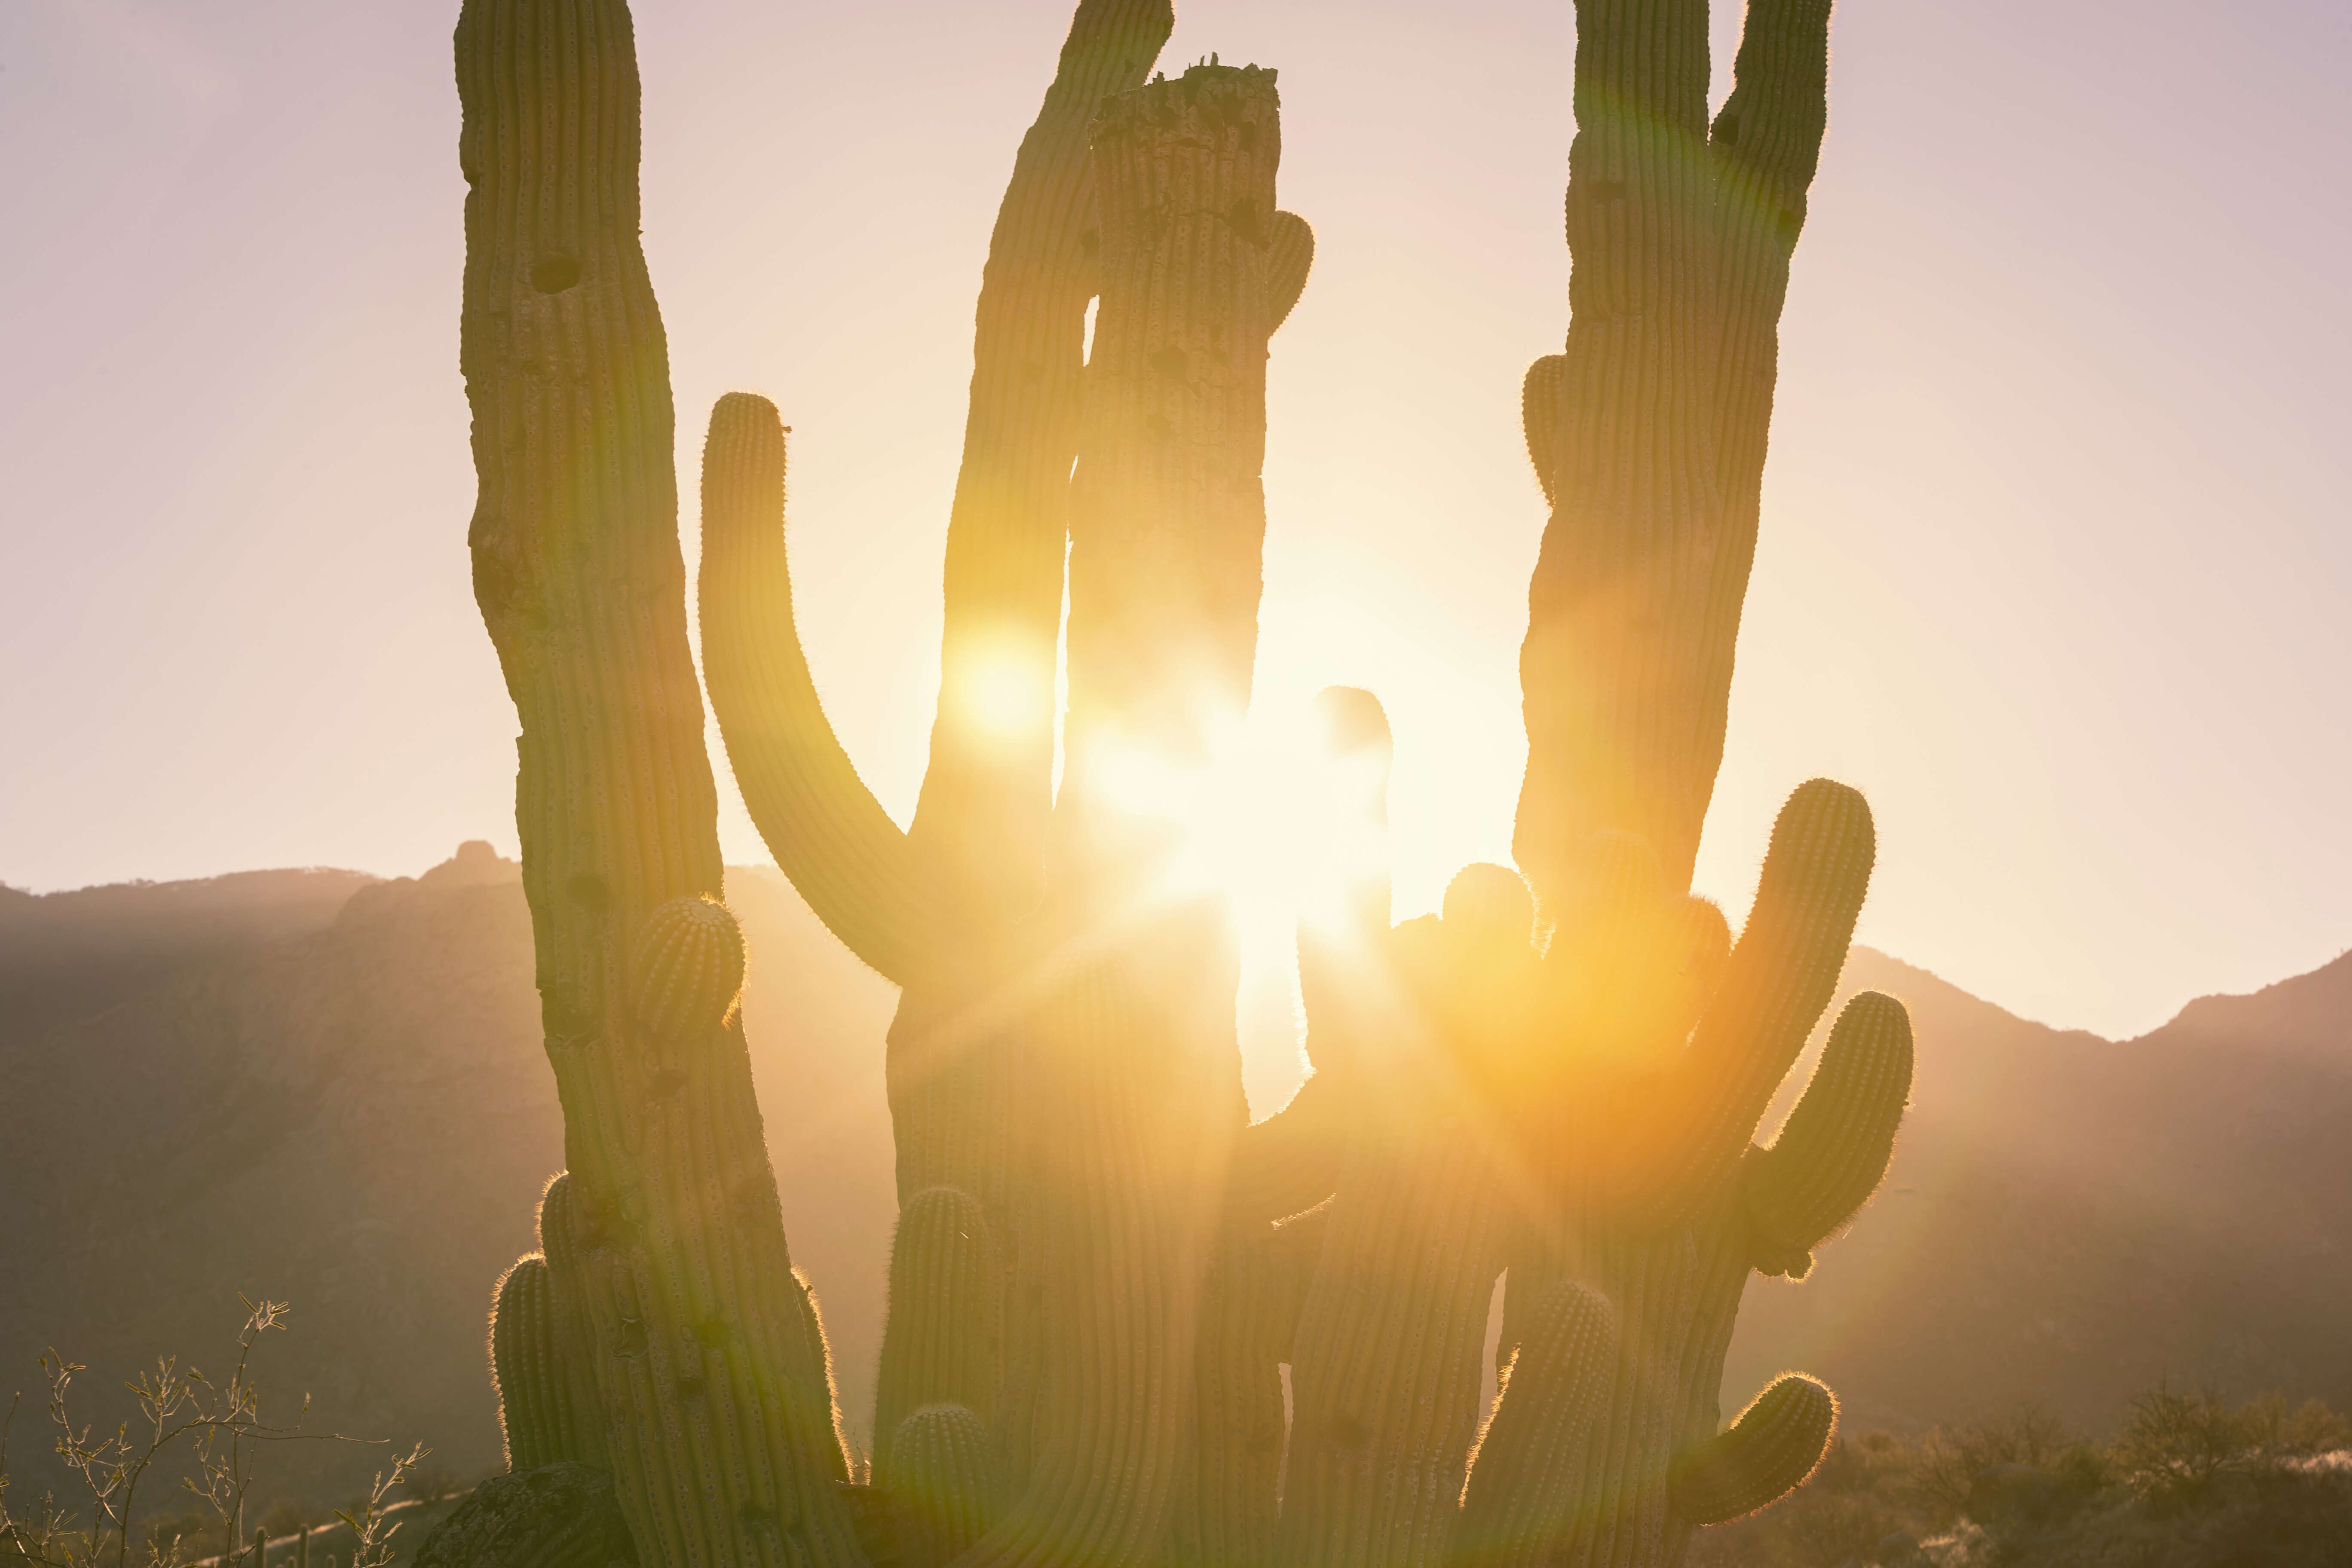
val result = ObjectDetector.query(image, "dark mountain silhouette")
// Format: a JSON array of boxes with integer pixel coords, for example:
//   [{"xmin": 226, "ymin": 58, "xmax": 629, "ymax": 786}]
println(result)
[
  {"xmin": 0, "ymin": 846, "xmax": 895, "ymax": 1512},
  {"xmin": 1726, "ymin": 945, "xmax": 2352, "ymax": 1437},
  {"xmin": 3, "ymin": 847, "xmax": 2345, "ymax": 1511}
]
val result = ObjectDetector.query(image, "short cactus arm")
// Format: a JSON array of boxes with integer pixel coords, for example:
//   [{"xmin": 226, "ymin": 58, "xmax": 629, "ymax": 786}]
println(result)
[
  {"xmin": 1455, "ymin": 1281, "xmax": 1617, "ymax": 1567},
  {"xmin": 1742, "ymin": 989, "xmax": 1912, "ymax": 1272},
  {"xmin": 1668, "ymin": 1373, "xmax": 1837, "ymax": 1526},
  {"xmin": 698, "ymin": 392, "xmax": 935, "ymax": 984},
  {"xmin": 1614, "ymin": 780, "xmax": 1874, "ymax": 1227},
  {"xmin": 1267, "ymin": 211, "xmax": 1315, "ymax": 334}
]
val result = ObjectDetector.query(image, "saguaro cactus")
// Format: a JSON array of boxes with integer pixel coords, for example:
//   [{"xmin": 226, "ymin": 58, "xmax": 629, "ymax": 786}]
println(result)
[
  {"xmin": 456, "ymin": 0, "xmax": 859, "ymax": 1560},
  {"xmin": 1516, "ymin": 0, "xmax": 1843, "ymax": 901},
  {"xmin": 462, "ymin": 0, "xmax": 1909, "ymax": 1563}
]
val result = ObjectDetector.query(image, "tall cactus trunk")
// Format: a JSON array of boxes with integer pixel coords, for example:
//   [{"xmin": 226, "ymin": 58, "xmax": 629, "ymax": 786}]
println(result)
[
  {"xmin": 971, "ymin": 63, "xmax": 1284, "ymax": 1567},
  {"xmin": 456, "ymin": 2, "xmax": 860, "ymax": 1562}
]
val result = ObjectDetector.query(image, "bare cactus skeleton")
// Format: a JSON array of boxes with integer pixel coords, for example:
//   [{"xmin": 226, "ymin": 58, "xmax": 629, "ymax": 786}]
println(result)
[{"xmin": 453, "ymin": 1, "xmax": 1911, "ymax": 1566}]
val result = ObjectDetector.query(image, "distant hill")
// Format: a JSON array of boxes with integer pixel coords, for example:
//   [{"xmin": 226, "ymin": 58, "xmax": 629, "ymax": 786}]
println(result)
[
  {"xmin": 0, "ymin": 846, "xmax": 895, "ymax": 1514},
  {"xmin": 1726, "ymin": 944, "xmax": 2352, "ymax": 1437},
  {"xmin": 3, "ymin": 847, "xmax": 2345, "ymax": 1516}
]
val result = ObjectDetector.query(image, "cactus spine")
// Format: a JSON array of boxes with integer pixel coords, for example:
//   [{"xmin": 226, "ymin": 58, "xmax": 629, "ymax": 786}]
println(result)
[{"xmin": 456, "ymin": 0, "xmax": 858, "ymax": 1560}]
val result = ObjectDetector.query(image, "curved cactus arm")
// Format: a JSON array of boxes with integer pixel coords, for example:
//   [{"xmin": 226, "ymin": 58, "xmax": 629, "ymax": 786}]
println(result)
[
  {"xmin": 1700, "ymin": 0, "xmax": 1836, "ymax": 696},
  {"xmin": 699, "ymin": 392, "xmax": 936, "ymax": 985},
  {"xmin": 1615, "ymin": 780, "xmax": 1874, "ymax": 1227},
  {"xmin": 1455, "ymin": 1281, "xmax": 1617, "ymax": 1568},
  {"xmin": 1520, "ymin": 354, "xmax": 1566, "ymax": 508},
  {"xmin": 1742, "ymin": 990, "xmax": 1913, "ymax": 1274},
  {"xmin": 1667, "ymin": 1373, "xmax": 1837, "ymax": 1527},
  {"xmin": 1267, "ymin": 210, "xmax": 1315, "ymax": 334}
]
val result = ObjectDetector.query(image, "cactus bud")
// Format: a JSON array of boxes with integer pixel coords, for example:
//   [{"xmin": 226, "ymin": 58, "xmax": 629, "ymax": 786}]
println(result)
[{"xmin": 630, "ymin": 895, "xmax": 745, "ymax": 1041}]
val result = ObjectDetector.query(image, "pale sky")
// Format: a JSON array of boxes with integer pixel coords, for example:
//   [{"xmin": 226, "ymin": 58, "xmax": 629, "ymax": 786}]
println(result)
[{"xmin": 3, "ymin": 0, "xmax": 2346, "ymax": 1040}]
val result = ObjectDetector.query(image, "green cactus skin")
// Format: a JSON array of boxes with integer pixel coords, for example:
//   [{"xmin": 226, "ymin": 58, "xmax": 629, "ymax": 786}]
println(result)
[
  {"xmin": 455, "ymin": 2, "xmax": 860, "ymax": 1562},
  {"xmin": 1515, "ymin": 0, "xmax": 1839, "ymax": 902},
  {"xmin": 873, "ymin": 1188, "xmax": 1003, "ymax": 1486},
  {"xmin": 1666, "ymin": 1373, "xmax": 1836, "ymax": 1527},
  {"xmin": 1267, "ymin": 211, "xmax": 1315, "ymax": 334},
  {"xmin": 888, "ymin": 1404, "xmax": 999, "ymax": 1568}
]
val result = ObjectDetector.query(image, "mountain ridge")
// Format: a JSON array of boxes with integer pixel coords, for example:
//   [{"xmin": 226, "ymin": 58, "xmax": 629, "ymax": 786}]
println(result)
[{"xmin": 3, "ymin": 848, "xmax": 2343, "ymax": 1513}]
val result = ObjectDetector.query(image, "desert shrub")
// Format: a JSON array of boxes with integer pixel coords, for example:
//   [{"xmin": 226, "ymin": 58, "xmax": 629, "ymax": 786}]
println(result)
[
  {"xmin": 1907, "ymin": 1403, "xmax": 2072, "ymax": 1521},
  {"xmin": 0, "ymin": 1299, "xmax": 424, "ymax": 1568},
  {"xmin": 2110, "ymin": 1379, "xmax": 2250, "ymax": 1508}
]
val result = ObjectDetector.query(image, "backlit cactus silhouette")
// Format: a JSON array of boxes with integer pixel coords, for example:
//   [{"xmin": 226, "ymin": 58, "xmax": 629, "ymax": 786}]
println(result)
[{"xmin": 456, "ymin": 0, "xmax": 1908, "ymax": 1564}]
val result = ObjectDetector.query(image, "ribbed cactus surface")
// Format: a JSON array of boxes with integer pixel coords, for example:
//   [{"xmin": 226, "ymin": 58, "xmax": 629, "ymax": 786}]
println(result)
[
  {"xmin": 873, "ymin": 1187, "xmax": 1001, "ymax": 1485},
  {"xmin": 629, "ymin": 894, "xmax": 747, "ymax": 1044},
  {"xmin": 460, "ymin": 0, "xmax": 1895, "ymax": 1563},
  {"xmin": 491, "ymin": 1256, "xmax": 584, "ymax": 1472},
  {"xmin": 456, "ymin": 0, "xmax": 859, "ymax": 1560},
  {"xmin": 1515, "ymin": 0, "xmax": 1842, "ymax": 901},
  {"xmin": 889, "ymin": 1404, "xmax": 1000, "ymax": 1568}
]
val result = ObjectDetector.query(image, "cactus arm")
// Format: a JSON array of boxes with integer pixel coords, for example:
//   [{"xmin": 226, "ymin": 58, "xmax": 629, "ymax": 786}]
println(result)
[
  {"xmin": 871, "ymin": 1188, "xmax": 1003, "ymax": 1485},
  {"xmin": 1455, "ymin": 1282, "xmax": 1617, "ymax": 1567},
  {"xmin": 1695, "ymin": 0, "xmax": 1837, "ymax": 775},
  {"xmin": 534, "ymin": 1174, "xmax": 611, "ymax": 1472},
  {"xmin": 1520, "ymin": 354, "xmax": 1567, "ymax": 508},
  {"xmin": 1666, "ymin": 1373, "xmax": 1837, "ymax": 1526},
  {"xmin": 456, "ymin": 4, "xmax": 861, "ymax": 1560},
  {"xmin": 490, "ymin": 1256, "xmax": 578, "ymax": 1472},
  {"xmin": 1267, "ymin": 211, "xmax": 1316, "ymax": 334},
  {"xmin": 1613, "ymin": 779, "xmax": 1874, "ymax": 1228},
  {"xmin": 1512, "ymin": 0, "xmax": 1724, "ymax": 903},
  {"xmin": 698, "ymin": 392, "xmax": 936, "ymax": 985},
  {"xmin": 890, "ymin": 1404, "xmax": 1000, "ymax": 1567},
  {"xmin": 903, "ymin": 0, "xmax": 1176, "ymax": 927},
  {"xmin": 1742, "ymin": 990, "xmax": 1912, "ymax": 1272}
]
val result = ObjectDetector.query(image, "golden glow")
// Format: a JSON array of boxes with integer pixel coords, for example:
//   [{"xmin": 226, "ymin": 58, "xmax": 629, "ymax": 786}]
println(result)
[
  {"xmin": 952, "ymin": 643, "xmax": 1050, "ymax": 742},
  {"xmin": 1085, "ymin": 698, "xmax": 1390, "ymax": 962}
]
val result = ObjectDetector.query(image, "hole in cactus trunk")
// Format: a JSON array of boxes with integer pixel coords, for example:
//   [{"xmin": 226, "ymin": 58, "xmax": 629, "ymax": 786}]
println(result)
[{"xmin": 530, "ymin": 255, "xmax": 581, "ymax": 293}]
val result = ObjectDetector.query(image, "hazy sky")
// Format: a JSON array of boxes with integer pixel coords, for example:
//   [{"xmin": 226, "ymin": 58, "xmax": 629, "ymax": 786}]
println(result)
[{"xmin": 3, "ymin": 0, "xmax": 2346, "ymax": 1040}]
